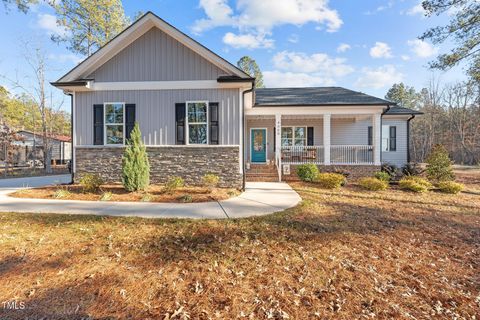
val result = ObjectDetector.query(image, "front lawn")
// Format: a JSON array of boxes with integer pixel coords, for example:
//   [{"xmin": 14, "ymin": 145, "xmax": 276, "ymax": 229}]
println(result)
[{"xmin": 0, "ymin": 180, "xmax": 479, "ymax": 318}]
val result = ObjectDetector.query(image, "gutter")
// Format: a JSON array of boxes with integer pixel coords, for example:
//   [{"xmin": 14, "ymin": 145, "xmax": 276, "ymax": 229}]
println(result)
[
  {"xmin": 50, "ymin": 80, "xmax": 91, "ymax": 87},
  {"xmin": 406, "ymin": 114, "xmax": 415, "ymax": 163},
  {"xmin": 241, "ymin": 81, "xmax": 255, "ymax": 191},
  {"xmin": 66, "ymin": 92, "xmax": 74, "ymax": 184}
]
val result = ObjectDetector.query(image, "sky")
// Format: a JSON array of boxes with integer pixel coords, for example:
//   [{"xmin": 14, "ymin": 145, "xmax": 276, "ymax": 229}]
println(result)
[{"xmin": 0, "ymin": 0, "xmax": 467, "ymax": 112}]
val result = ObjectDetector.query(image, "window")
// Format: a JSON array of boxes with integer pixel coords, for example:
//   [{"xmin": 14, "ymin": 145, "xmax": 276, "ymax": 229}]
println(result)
[
  {"xmin": 104, "ymin": 103, "xmax": 124, "ymax": 145},
  {"xmin": 281, "ymin": 126, "xmax": 307, "ymax": 146},
  {"xmin": 187, "ymin": 101, "xmax": 208, "ymax": 144},
  {"xmin": 368, "ymin": 125, "xmax": 396, "ymax": 151},
  {"xmin": 382, "ymin": 125, "xmax": 397, "ymax": 152}
]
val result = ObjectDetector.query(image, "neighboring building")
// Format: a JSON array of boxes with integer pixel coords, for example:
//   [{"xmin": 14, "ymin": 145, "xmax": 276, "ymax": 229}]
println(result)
[
  {"xmin": 52, "ymin": 12, "xmax": 421, "ymax": 188},
  {"xmin": 12, "ymin": 130, "xmax": 71, "ymax": 165}
]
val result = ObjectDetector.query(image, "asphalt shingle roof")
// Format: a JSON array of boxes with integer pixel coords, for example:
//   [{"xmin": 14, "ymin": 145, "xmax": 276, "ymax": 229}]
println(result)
[
  {"xmin": 254, "ymin": 87, "xmax": 394, "ymax": 106},
  {"xmin": 384, "ymin": 106, "xmax": 423, "ymax": 115}
]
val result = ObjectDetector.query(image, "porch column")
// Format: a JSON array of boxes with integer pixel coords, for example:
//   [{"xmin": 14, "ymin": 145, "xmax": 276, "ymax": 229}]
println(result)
[
  {"xmin": 323, "ymin": 113, "xmax": 331, "ymax": 165},
  {"xmin": 275, "ymin": 114, "xmax": 282, "ymax": 181},
  {"xmin": 373, "ymin": 113, "xmax": 381, "ymax": 165}
]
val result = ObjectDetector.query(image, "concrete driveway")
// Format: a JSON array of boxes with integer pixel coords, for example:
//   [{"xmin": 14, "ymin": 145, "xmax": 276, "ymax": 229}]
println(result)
[
  {"xmin": 0, "ymin": 175, "xmax": 301, "ymax": 219},
  {"xmin": 0, "ymin": 174, "xmax": 72, "ymax": 189}
]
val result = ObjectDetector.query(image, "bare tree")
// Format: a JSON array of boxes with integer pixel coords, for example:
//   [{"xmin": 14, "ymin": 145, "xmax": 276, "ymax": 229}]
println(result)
[{"xmin": 2, "ymin": 42, "xmax": 62, "ymax": 173}]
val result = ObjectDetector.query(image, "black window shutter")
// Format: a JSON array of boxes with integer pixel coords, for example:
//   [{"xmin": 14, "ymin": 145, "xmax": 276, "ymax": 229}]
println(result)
[
  {"xmin": 273, "ymin": 127, "xmax": 276, "ymax": 151},
  {"xmin": 175, "ymin": 103, "xmax": 186, "ymax": 145},
  {"xmin": 93, "ymin": 104, "xmax": 104, "ymax": 145},
  {"xmin": 125, "ymin": 104, "xmax": 136, "ymax": 141},
  {"xmin": 367, "ymin": 126, "xmax": 373, "ymax": 146},
  {"xmin": 390, "ymin": 126, "xmax": 397, "ymax": 151},
  {"xmin": 209, "ymin": 102, "xmax": 219, "ymax": 145},
  {"xmin": 307, "ymin": 127, "xmax": 314, "ymax": 146}
]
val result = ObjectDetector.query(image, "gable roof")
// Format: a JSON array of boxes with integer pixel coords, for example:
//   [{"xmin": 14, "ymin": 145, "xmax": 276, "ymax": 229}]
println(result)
[
  {"xmin": 54, "ymin": 12, "xmax": 250, "ymax": 84},
  {"xmin": 254, "ymin": 87, "xmax": 394, "ymax": 107}
]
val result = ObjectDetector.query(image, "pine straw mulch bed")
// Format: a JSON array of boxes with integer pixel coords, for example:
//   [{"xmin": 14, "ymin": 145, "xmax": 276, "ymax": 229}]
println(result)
[
  {"xmin": 10, "ymin": 184, "xmax": 240, "ymax": 203},
  {"xmin": 0, "ymin": 179, "xmax": 479, "ymax": 319}
]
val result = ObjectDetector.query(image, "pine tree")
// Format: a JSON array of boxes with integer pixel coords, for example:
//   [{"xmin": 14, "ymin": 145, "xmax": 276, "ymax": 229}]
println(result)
[
  {"xmin": 237, "ymin": 56, "xmax": 265, "ymax": 88},
  {"xmin": 425, "ymin": 144, "xmax": 455, "ymax": 182},
  {"xmin": 122, "ymin": 123, "xmax": 150, "ymax": 192}
]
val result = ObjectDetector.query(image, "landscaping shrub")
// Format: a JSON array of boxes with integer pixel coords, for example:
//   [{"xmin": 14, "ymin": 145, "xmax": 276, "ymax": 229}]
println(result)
[
  {"xmin": 296, "ymin": 164, "xmax": 319, "ymax": 182},
  {"xmin": 122, "ymin": 123, "xmax": 150, "ymax": 192},
  {"xmin": 179, "ymin": 194, "xmax": 193, "ymax": 203},
  {"xmin": 100, "ymin": 191, "xmax": 113, "ymax": 201},
  {"xmin": 164, "ymin": 176, "xmax": 185, "ymax": 193},
  {"xmin": 374, "ymin": 171, "xmax": 391, "ymax": 182},
  {"xmin": 315, "ymin": 173, "xmax": 346, "ymax": 189},
  {"xmin": 438, "ymin": 181, "xmax": 464, "ymax": 194},
  {"xmin": 381, "ymin": 163, "xmax": 398, "ymax": 177},
  {"xmin": 426, "ymin": 144, "xmax": 455, "ymax": 182},
  {"xmin": 53, "ymin": 189, "xmax": 71, "ymax": 199},
  {"xmin": 402, "ymin": 162, "xmax": 422, "ymax": 176},
  {"xmin": 399, "ymin": 176, "xmax": 432, "ymax": 193},
  {"xmin": 202, "ymin": 174, "xmax": 220, "ymax": 190},
  {"xmin": 79, "ymin": 173, "xmax": 104, "ymax": 193},
  {"xmin": 359, "ymin": 177, "xmax": 389, "ymax": 191}
]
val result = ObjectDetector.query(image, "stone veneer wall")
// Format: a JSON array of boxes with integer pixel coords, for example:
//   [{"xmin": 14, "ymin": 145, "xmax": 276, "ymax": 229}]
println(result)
[
  {"xmin": 282, "ymin": 164, "xmax": 381, "ymax": 181},
  {"xmin": 75, "ymin": 146, "xmax": 242, "ymax": 188}
]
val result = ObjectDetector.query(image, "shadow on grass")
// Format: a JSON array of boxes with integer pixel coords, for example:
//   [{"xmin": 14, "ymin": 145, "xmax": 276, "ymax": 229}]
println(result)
[
  {"xmin": 0, "ymin": 275, "xmax": 145, "ymax": 320},
  {"xmin": 297, "ymin": 186, "xmax": 480, "ymax": 212}
]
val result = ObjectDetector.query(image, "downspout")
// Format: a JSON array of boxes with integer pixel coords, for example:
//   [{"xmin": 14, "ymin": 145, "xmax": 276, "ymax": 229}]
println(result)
[
  {"xmin": 67, "ymin": 92, "xmax": 74, "ymax": 184},
  {"xmin": 241, "ymin": 82, "xmax": 255, "ymax": 191},
  {"xmin": 407, "ymin": 114, "xmax": 415, "ymax": 163},
  {"xmin": 379, "ymin": 105, "xmax": 391, "ymax": 165}
]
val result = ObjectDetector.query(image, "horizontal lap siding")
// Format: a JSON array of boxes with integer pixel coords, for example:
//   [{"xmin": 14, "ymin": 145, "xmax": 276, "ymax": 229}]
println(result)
[
  {"xmin": 88, "ymin": 27, "xmax": 227, "ymax": 82},
  {"xmin": 245, "ymin": 117, "xmax": 408, "ymax": 167},
  {"xmin": 382, "ymin": 119, "xmax": 408, "ymax": 167},
  {"xmin": 75, "ymin": 89, "xmax": 240, "ymax": 146},
  {"xmin": 331, "ymin": 118, "xmax": 371, "ymax": 145}
]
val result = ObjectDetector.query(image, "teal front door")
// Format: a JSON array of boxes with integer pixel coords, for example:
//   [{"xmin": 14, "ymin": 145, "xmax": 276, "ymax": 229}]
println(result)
[{"xmin": 251, "ymin": 129, "xmax": 267, "ymax": 163}]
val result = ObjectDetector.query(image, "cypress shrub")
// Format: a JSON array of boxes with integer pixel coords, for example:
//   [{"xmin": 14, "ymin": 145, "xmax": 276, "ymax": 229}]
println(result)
[
  {"xmin": 426, "ymin": 144, "xmax": 455, "ymax": 182},
  {"xmin": 122, "ymin": 123, "xmax": 150, "ymax": 192}
]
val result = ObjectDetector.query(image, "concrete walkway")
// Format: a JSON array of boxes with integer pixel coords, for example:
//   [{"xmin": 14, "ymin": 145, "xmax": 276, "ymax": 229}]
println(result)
[{"xmin": 0, "ymin": 175, "xmax": 301, "ymax": 219}]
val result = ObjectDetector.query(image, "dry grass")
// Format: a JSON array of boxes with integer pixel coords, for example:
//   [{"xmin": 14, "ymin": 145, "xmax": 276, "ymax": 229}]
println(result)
[
  {"xmin": 0, "ymin": 178, "xmax": 479, "ymax": 319},
  {"xmin": 11, "ymin": 184, "xmax": 239, "ymax": 203}
]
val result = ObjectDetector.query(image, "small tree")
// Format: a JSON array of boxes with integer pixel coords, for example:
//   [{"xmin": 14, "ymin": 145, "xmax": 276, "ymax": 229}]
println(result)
[
  {"xmin": 122, "ymin": 123, "xmax": 150, "ymax": 192},
  {"xmin": 426, "ymin": 144, "xmax": 455, "ymax": 182}
]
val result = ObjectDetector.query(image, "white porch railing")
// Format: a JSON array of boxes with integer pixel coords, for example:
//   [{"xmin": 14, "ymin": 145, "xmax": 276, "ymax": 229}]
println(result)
[
  {"xmin": 280, "ymin": 145, "xmax": 373, "ymax": 165},
  {"xmin": 331, "ymin": 145, "xmax": 373, "ymax": 165},
  {"xmin": 281, "ymin": 146, "xmax": 324, "ymax": 164}
]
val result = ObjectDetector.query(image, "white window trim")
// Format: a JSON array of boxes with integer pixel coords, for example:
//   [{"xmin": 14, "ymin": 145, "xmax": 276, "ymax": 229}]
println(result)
[
  {"xmin": 186, "ymin": 101, "xmax": 209, "ymax": 145},
  {"xmin": 281, "ymin": 126, "xmax": 307, "ymax": 147},
  {"xmin": 104, "ymin": 102, "xmax": 125, "ymax": 146},
  {"xmin": 382, "ymin": 124, "xmax": 394, "ymax": 152}
]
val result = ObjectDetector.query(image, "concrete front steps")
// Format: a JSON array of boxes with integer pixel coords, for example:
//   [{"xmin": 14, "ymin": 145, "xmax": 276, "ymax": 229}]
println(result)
[{"xmin": 246, "ymin": 164, "xmax": 279, "ymax": 182}]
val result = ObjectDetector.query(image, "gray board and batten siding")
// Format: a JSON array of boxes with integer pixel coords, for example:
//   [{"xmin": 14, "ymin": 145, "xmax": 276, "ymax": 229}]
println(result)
[
  {"xmin": 75, "ymin": 89, "xmax": 241, "ymax": 146},
  {"xmin": 87, "ymin": 27, "xmax": 228, "ymax": 82},
  {"xmin": 75, "ymin": 25, "xmax": 242, "ymax": 147}
]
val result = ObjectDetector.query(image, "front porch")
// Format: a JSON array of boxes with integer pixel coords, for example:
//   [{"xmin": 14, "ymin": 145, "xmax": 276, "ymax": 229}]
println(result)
[{"xmin": 245, "ymin": 112, "xmax": 382, "ymax": 181}]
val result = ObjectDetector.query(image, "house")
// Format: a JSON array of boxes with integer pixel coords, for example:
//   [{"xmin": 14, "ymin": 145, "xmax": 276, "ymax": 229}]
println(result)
[
  {"xmin": 9, "ymin": 130, "xmax": 71, "ymax": 166},
  {"xmin": 52, "ymin": 12, "xmax": 421, "ymax": 189}
]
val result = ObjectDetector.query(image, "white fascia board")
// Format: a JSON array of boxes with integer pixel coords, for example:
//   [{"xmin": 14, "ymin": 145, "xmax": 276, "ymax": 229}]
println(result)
[
  {"xmin": 245, "ymin": 105, "xmax": 387, "ymax": 116},
  {"xmin": 58, "ymin": 13, "xmax": 248, "ymax": 82},
  {"xmin": 89, "ymin": 80, "xmax": 252, "ymax": 91}
]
